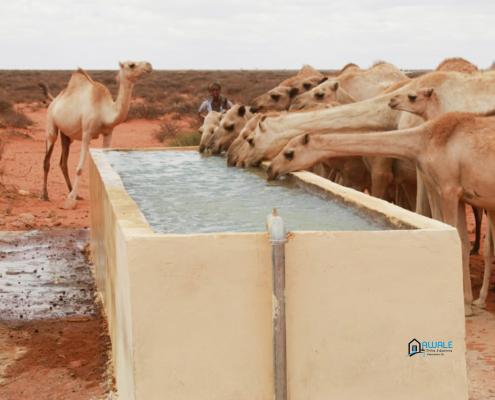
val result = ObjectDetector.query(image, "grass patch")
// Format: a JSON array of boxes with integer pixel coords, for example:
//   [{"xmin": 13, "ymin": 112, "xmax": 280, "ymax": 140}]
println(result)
[
  {"xmin": 154, "ymin": 121, "xmax": 200, "ymax": 146},
  {"xmin": 169, "ymin": 131, "xmax": 201, "ymax": 147}
]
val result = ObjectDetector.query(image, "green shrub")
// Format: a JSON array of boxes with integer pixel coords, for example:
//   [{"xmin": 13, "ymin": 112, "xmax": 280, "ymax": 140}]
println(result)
[{"xmin": 169, "ymin": 131, "xmax": 201, "ymax": 147}]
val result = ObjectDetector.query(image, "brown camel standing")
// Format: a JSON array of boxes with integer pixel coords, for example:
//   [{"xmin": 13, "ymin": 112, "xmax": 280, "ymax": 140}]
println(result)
[
  {"xmin": 42, "ymin": 61, "xmax": 152, "ymax": 209},
  {"xmin": 267, "ymin": 112, "xmax": 495, "ymax": 315}
]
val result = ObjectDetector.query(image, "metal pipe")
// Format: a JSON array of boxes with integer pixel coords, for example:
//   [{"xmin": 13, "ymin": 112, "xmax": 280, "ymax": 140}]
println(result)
[{"xmin": 266, "ymin": 208, "xmax": 288, "ymax": 400}]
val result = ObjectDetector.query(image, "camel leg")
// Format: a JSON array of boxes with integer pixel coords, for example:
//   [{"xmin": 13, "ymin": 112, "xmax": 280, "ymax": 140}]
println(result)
[
  {"xmin": 399, "ymin": 183, "xmax": 416, "ymax": 211},
  {"xmin": 415, "ymin": 170, "xmax": 432, "ymax": 217},
  {"xmin": 470, "ymin": 206, "xmax": 483, "ymax": 255},
  {"xmin": 102, "ymin": 133, "xmax": 113, "ymax": 148},
  {"xmin": 456, "ymin": 203, "xmax": 474, "ymax": 316},
  {"xmin": 473, "ymin": 211, "xmax": 494, "ymax": 308},
  {"xmin": 59, "ymin": 133, "xmax": 72, "ymax": 193},
  {"xmin": 369, "ymin": 158, "xmax": 393, "ymax": 200},
  {"xmin": 440, "ymin": 194, "xmax": 473, "ymax": 315},
  {"xmin": 64, "ymin": 132, "xmax": 90, "ymax": 210},
  {"xmin": 42, "ymin": 122, "xmax": 58, "ymax": 201}
]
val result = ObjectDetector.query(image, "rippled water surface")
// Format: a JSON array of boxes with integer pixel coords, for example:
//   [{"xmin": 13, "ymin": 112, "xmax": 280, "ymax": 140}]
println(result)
[{"xmin": 106, "ymin": 151, "xmax": 392, "ymax": 233}]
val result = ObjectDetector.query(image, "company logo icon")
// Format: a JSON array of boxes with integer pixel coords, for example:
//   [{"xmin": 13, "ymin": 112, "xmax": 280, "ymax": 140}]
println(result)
[{"xmin": 408, "ymin": 338, "xmax": 424, "ymax": 357}]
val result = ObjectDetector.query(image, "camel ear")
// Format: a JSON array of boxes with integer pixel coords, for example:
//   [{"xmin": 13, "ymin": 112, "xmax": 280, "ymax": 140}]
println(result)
[
  {"xmin": 238, "ymin": 105, "xmax": 246, "ymax": 117},
  {"xmin": 425, "ymin": 88, "xmax": 434, "ymax": 97},
  {"xmin": 119, "ymin": 61, "xmax": 124, "ymax": 69},
  {"xmin": 331, "ymin": 82, "xmax": 339, "ymax": 91},
  {"xmin": 289, "ymin": 87, "xmax": 300, "ymax": 98},
  {"xmin": 319, "ymin": 76, "xmax": 328, "ymax": 84},
  {"xmin": 302, "ymin": 133, "xmax": 310, "ymax": 145}
]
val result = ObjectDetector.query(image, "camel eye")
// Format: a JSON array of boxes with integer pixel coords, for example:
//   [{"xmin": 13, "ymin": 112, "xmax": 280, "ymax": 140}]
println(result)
[
  {"xmin": 303, "ymin": 83, "xmax": 312, "ymax": 90},
  {"xmin": 225, "ymin": 124, "xmax": 235, "ymax": 132},
  {"xmin": 315, "ymin": 92, "xmax": 325, "ymax": 99},
  {"xmin": 408, "ymin": 94, "xmax": 417, "ymax": 102},
  {"xmin": 247, "ymin": 138, "xmax": 254, "ymax": 147},
  {"xmin": 270, "ymin": 93, "xmax": 281, "ymax": 102},
  {"xmin": 284, "ymin": 150, "xmax": 294, "ymax": 160}
]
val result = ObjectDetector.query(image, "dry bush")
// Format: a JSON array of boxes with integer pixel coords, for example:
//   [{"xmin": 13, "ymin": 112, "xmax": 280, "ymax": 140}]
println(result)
[
  {"xmin": 154, "ymin": 121, "xmax": 180, "ymax": 143},
  {"xmin": 0, "ymin": 97, "xmax": 32, "ymax": 128},
  {"xmin": 127, "ymin": 103, "xmax": 166, "ymax": 120}
]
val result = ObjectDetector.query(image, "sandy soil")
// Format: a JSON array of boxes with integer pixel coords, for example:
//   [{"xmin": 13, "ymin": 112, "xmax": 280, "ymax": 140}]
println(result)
[{"xmin": 0, "ymin": 104, "xmax": 195, "ymax": 231}]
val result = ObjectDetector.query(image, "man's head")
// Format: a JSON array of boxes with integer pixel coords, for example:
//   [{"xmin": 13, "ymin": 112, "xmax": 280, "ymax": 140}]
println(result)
[{"xmin": 209, "ymin": 82, "xmax": 222, "ymax": 100}]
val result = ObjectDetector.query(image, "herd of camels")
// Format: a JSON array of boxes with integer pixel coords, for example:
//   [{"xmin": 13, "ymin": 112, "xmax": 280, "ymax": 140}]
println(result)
[{"xmin": 40, "ymin": 57, "xmax": 493, "ymax": 316}]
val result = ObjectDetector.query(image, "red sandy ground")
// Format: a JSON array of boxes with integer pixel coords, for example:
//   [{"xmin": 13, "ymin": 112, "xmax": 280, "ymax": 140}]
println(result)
[
  {"xmin": 0, "ymin": 103, "xmax": 195, "ymax": 230},
  {"xmin": 0, "ymin": 105, "xmax": 494, "ymax": 399}
]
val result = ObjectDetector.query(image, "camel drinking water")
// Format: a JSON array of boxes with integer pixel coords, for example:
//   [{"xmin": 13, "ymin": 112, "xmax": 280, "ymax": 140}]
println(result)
[{"xmin": 267, "ymin": 110, "xmax": 495, "ymax": 315}]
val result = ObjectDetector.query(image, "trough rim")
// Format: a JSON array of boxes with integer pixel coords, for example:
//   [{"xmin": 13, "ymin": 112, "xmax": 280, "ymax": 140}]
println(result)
[{"xmin": 89, "ymin": 147, "xmax": 456, "ymax": 238}]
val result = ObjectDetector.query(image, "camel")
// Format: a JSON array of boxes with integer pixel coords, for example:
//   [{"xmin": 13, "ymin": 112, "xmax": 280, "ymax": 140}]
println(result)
[
  {"xmin": 290, "ymin": 62, "xmax": 407, "ymax": 112},
  {"xmin": 237, "ymin": 70, "xmax": 495, "ymax": 188},
  {"xmin": 198, "ymin": 111, "xmax": 223, "ymax": 153},
  {"xmin": 266, "ymin": 111, "xmax": 495, "ymax": 315},
  {"xmin": 42, "ymin": 61, "xmax": 152, "ymax": 209},
  {"xmin": 389, "ymin": 87, "xmax": 485, "ymax": 254},
  {"xmin": 250, "ymin": 65, "xmax": 328, "ymax": 113},
  {"xmin": 204, "ymin": 105, "xmax": 255, "ymax": 154},
  {"xmin": 288, "ymin": 81, "xmax": 357, "ymax": 111}
]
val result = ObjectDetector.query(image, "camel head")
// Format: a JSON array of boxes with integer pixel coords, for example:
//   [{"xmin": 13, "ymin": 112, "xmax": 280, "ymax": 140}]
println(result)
[
  {"xmin": 207, "ymin": 105, "xmax": 254, "ymax": 154},
  {"xmin": 289, "ymin": 80, "xmax": 351, "ymax": 111},
  {"xmin": 242, "ymin": 113, "xmax": 290, "ymax": 167},
  {"xmin": 117, "ymin": 61, "xmax": 153, "ymax": 83},
  {"xmin": 226, "ymin": 115, "xmax": 261, "ymax": 166},
  {"xmin": 267, "ymin": 133, "xmax": 317, "ymax": 180},
  {"xmin": 250, "ymin": 86, "xmax": 301, "ymax": 113},
  {"xmin": 199, "ymin": 111, "xmax": 222, "ymax": 153},
  {"xmin": 388, "ymin": 88, "xmax": 437, "ymax": 120}
]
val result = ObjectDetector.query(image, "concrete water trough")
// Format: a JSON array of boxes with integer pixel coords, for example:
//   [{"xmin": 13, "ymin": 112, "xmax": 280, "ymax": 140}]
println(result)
[{"xmin": 89, "ymin": 147, "xmax": 468, "ymax": 400}]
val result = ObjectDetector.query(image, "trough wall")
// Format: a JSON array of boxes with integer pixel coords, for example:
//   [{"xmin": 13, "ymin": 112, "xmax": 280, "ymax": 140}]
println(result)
[{"xmin": 89, "ymin": 148, "xmax": 468, "ymax": 400}]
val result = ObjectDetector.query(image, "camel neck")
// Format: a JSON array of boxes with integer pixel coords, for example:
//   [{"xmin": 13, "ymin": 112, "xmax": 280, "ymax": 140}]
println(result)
[
  {"xmin": 270, "ymin": 93, "xmax": 400, "ymax": 138},
  {"xmin": 424, "ymin": 99, "xmax": 443, "ymax": 120},
  {"xmin": 310, "ymin": 126, "xmax": 424, "ymax": 161},
  {"xmin": 112, "ymin": 79, "xmax": 134, "ymax": 126}
]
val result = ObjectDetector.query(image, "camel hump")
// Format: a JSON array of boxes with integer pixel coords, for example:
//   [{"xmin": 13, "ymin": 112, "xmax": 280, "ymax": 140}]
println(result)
[
  {"xmin": 338, "ymin": 63, "xmax": 360, "ymax": 74},
  {"xmin": 436, "ymin": 57, "xmax": 479, "ymax": 73},
  {"xmin": 372, "ymin": 60, "xmax": 389, "ymax": 67},
  {"xmin": 298, "ymin": 64, "xmax": 323, "ymax": 77},
  {"xmin": 75, "ymin": 68, "xmax": 95, "ymax": 83}
]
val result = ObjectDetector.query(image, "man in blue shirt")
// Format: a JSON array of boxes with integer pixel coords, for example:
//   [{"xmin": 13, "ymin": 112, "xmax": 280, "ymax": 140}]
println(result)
[{"xmin": 198, "ymin": 82, "xmax": 233, "ymax": 119}]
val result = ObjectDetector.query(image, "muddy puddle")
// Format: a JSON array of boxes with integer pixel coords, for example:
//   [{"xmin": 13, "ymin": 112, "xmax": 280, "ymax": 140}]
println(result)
[{"xmin": 0, "ymin": 229, "xmax": 97, "ymax": 320}]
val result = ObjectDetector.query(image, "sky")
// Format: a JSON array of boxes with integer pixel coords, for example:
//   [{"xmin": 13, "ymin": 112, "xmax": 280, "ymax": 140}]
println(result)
[{"xmin": 1, "ymin": 0, "xmax": 494, "ymax": 70}]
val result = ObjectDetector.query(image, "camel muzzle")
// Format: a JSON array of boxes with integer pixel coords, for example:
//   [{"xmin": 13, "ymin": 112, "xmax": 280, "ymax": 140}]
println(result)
[{"xmin": 266, "ymin": 166, "xmax": 278, "ymax": 181}]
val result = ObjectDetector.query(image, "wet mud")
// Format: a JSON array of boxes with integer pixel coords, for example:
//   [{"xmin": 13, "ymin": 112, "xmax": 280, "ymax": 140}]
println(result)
[
  {"xmin": 0, "ymin": 229, "xmax": 96, "ymax": 320},
  {"xmin": 0, "ymin": 229, "xmax": 112, "ymax": 400}
]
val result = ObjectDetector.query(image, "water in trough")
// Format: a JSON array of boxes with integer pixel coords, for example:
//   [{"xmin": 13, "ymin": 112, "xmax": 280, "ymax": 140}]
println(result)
[{"xmin": 106, "ymin": 150, "xmax": 393, "ymax": 234}]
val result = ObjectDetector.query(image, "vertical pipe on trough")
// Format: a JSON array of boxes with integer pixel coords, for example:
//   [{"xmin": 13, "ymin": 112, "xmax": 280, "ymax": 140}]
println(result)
[{"xmin": 266, "ymin": 208, "xmax": 288, "ymax": 400}]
